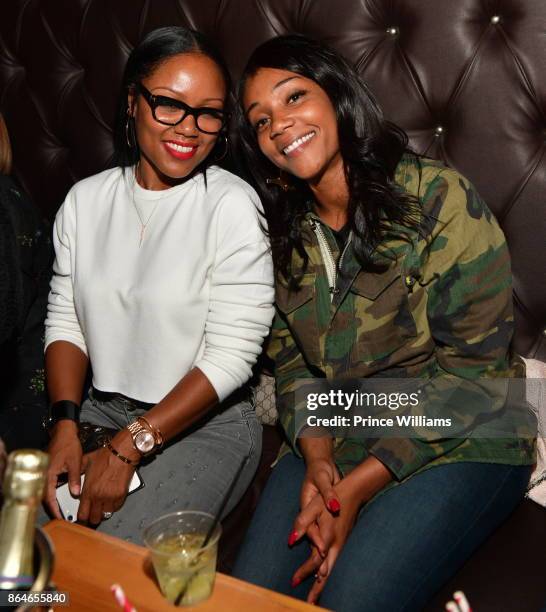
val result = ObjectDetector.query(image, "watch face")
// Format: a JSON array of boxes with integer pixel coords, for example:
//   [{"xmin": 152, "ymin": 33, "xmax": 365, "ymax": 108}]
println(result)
[{"xmin": 135, "ymin": 430, "xmax": 155, "ymax": 453}]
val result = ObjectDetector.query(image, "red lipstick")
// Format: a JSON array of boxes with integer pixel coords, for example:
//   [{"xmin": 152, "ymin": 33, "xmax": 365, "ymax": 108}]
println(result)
[{"xmin": 163, "ymin": 141, "xmax": 198, "ymax": 160}]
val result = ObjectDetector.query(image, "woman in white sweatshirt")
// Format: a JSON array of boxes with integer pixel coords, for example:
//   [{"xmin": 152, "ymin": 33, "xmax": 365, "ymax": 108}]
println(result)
[{"xmin": 43, "ymin": 26, "xmax": 274, "ymax": 541}]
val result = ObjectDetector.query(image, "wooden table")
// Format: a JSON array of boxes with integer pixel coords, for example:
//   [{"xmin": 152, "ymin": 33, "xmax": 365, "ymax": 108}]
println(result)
[{"xmin": 44, "ymin": 521, "xmax": 327, "ymax": 611}]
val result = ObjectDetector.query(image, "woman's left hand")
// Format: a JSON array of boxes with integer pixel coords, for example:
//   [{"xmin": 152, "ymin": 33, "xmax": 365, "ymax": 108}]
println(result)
[
  {"xmin": 289, "ymin": 456, "xmax": 393, "ymax": 604},
  {"xmin": 290, "ymin": 477, "xmax": 361, "ymax": 603},
  {"xmin": 77, "ymin": 438, "xmax": 138, "ymax": 524}
]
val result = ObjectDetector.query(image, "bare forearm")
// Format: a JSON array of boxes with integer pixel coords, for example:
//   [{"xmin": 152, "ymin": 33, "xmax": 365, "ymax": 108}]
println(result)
[
  {"xmin": 113, "ymin": 366, "xmax": 219, "ymax": 459},
  {"xmin": 144, "ymin": 366, "xmax": 219, "ymax": 439},
  {"xmin": 299, "ymin": 434, "xmax": 335, "ymax": 463},
  {"xmin": 45, "ymin": 340, "xmax": 89, "ymax": 404},
  {"xmin": 340, "ymin": 456, "xmax": 393, "ymax": 505},
  {"xmin": 298, "ymin": 431, "xmax": 391, "ymax": 503}
]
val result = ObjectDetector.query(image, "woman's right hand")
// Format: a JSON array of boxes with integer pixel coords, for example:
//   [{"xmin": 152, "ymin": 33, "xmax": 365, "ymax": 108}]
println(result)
[
  {"xmin": 299, "ymin": 435, "xmax": 341, "ymax": 512},
  {"xmin": 294, "ymin": 456, "xmax": 341, "ymax": 556},
  {"xmin": 293, "ymin": 436, "xmax": 341, "ymax": 556},
  {"xmin": 300, "ymin": 456, "xmax": 341, "ymax": 512},
  {"xmin": 45, "ymin": 420, "xmax": 83, "ymax": 519}
]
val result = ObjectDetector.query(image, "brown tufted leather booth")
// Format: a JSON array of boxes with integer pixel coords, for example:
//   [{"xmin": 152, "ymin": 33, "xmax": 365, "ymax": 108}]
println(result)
[{"xmin": 1, "ymin": 1, "xmax": 545, "ymax": 610}]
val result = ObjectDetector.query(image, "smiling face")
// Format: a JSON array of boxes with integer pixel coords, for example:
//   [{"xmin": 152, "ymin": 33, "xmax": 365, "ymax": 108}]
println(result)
[
  {"xmin": 130, "ymin": 52, "xmax": 226, "ymax": 190},
  {"xmin": 243, "ymin": 68, "xmax": 343, "ymax": 186}
]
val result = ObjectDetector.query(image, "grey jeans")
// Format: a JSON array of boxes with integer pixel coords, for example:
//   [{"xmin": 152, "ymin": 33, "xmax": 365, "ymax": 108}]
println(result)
[{"xmin": 41, "ymin": 389, "xmax": 262, "ymax": 545}]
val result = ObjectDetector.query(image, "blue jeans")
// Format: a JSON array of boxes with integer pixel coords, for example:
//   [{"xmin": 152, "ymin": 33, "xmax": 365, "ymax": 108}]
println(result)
[{"xmin": 233, "ymin": 454, "xmax": 531, "ymax": 612}]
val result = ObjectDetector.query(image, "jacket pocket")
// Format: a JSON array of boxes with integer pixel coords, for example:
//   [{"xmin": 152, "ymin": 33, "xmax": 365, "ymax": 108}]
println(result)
[
  {"xmin": 275, "ymin": 274, "xmax": 321, "ymax": 365},
  {"xmin": 276, "ymin": 278, "xmax": 314, "ymax": 314},
  {"xmin": 350, "ymin": 263, "xmax": 418, "ymax": 365}
]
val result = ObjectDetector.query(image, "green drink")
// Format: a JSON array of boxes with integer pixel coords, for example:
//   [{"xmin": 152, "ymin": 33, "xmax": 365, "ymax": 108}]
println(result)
[{"xmin": 143, "ymin": 512, "xmax": 221, "ymax": 606}]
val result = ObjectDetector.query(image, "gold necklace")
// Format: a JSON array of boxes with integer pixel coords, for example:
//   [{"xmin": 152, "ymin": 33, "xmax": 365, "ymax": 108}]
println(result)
[{"xmin": 131, "ymin": 163, "xmax": 160, "ymax": 247}]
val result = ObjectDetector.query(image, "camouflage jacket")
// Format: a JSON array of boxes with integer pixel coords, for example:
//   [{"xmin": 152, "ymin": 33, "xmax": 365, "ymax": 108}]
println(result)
[{"xmin": 269, "ymin": 155, "xmax": 535, "ymax": 480}]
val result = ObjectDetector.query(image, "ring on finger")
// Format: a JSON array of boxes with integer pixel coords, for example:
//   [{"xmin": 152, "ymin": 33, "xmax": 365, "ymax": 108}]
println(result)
[{"xmin": 102, "ymin": 511, "xmax": 113, "ymax": 520}]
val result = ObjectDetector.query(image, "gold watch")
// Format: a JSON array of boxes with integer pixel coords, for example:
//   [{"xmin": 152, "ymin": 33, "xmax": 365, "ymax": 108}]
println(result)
[{"xmin": 127, "ymin": 420, "xmax": 156, "ymax": 456}]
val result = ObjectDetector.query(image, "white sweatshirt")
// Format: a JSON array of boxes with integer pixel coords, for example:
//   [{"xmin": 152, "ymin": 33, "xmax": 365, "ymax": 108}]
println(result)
[{"xmin": 45, "ymin": 165, "xmax": 275, "ymax": 404}]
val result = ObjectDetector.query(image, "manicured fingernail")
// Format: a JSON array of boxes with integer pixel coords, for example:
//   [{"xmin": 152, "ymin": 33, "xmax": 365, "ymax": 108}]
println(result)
[
  {"xmin": 288, "ymin": 530, "xmax": 298, "ymax": 546},
  {"xmin": 328, "ymin": 499, "xmax": 341, "ymax": 513},
  {"xmin": 291, "ymin": 577, "xmax": 301, "ymax": 588}
]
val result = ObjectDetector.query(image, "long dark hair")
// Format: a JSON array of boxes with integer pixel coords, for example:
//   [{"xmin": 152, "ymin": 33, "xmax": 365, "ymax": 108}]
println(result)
[
  {"xmin": 0, "ymin": 112, "xmax": 12, "ymax": 175},
  {"xmin": 113, "ymin": 26, "xmax": 231, "ymax": 174},
  {"xmin": 236, "ymin": 35, "xmax": 422, "ymax": 286}
]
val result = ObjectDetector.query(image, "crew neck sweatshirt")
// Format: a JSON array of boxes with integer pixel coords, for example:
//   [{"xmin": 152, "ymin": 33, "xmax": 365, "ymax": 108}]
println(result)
[{"xmin": 45, "ymin": 165, "xmax": 274, "ymax": 403}]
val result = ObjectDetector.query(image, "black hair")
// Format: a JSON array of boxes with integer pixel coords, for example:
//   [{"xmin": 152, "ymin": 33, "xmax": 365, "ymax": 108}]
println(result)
[
  {"xmin": 113, "ymin": 26, "xmax": 231, "ymax": 175},
  {"xmin": 236, "ymin": 34, "xmax": 422, "ymax": 286},
  {"xmin": 0, "ymin": 111, "xmax": 12, "ymax": 175}
]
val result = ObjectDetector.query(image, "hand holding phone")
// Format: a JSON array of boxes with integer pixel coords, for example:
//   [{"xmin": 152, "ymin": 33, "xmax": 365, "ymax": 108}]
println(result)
[{"xmin": 55, "ymin": 471, "xmax": 142, "ymax": 522}]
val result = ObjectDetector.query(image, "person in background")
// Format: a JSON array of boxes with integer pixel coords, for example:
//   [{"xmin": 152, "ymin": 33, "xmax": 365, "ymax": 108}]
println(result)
[
  {"xmin": 232, "ymin": 35, "xmax": 534, "ymax": 611},
  {"xmin": 0, "ymin": 438, "xmax": 6, "ymax": 486},
  {"xmin": 0, "ymin": 111, "xmax": 52, "ymax": 452},
  {"xmin": 43, "ymin": 27, "xmax": 274, "ymax": 541}
]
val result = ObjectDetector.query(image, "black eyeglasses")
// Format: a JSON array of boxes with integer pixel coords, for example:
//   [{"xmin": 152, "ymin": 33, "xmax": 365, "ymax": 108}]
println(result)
[{"xmin": 136, "ymin": 84, "xmax": 227, "ymax": 135}]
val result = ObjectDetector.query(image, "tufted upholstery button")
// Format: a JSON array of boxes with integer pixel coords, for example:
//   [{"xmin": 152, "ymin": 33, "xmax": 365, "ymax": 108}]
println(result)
[{"xmin": 0, "ymin": 0, "xmax": 543, "ymax": 357}]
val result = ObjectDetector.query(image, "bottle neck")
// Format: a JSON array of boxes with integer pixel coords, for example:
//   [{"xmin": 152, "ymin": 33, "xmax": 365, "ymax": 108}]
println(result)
[
  {"xmin": 0, "ymin": 493, "xmax": 40, "ymax": 590},
  {"xmin": 0, "ymin": 450, "xmax": 49, "ymax": 591}
]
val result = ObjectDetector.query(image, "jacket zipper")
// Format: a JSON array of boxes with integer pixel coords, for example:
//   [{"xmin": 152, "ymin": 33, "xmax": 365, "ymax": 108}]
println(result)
[
  {"xmin": 338, "ymin": 235, "xmax": 352, "ymax": 276},
  {"xmin": 309, "ymin": 219, "xmax": 353, "ymax": 302}
]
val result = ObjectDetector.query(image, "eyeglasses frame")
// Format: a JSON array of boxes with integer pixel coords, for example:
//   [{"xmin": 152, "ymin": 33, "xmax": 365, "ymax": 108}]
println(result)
[{"xmin": 135, "ymin": 84, "xmax": 228, "ymax": 135}]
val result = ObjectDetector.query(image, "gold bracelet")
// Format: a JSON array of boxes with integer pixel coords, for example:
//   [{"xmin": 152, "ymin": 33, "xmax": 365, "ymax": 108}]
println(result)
[{"xmin": 104, "ymin": 441, "xmax": 139, "ymax": 466}]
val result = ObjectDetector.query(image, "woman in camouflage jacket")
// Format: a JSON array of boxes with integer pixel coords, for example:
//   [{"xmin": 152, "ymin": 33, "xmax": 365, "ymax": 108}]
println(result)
[{"xmin": 233, "ymin": 35, "xmax": 535, "ymax": 611}]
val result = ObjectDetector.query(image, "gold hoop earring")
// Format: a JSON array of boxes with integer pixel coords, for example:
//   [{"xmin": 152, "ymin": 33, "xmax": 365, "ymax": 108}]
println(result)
[
  {"xmin": 266, "ymin": 171, "xmax": 293, "ymax": 192},
  {"xmin": 126, "ymin": 116, "xmax": 135, "ymax": 148},
  {"xmin": 213, "ymin": 135, "xmax": 229, "ymax": 162}
]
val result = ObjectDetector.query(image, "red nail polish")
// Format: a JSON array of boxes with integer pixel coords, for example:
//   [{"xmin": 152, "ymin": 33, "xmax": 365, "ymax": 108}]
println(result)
[
  {"xmin": 291, "ymin": 577, "xmax": 301, "ymax": 588},
  {"xmin": 328, "ymin": 499, "xmax": 341, "ymax": 513},
  {"xmin": 288, "ymin": 530, "xmax": 298, "ymax": 546}
]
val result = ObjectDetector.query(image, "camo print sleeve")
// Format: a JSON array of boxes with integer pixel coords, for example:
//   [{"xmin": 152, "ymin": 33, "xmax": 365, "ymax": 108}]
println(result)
[
  {"xmin": 268, "ymin": 309, "xmax": 317, "ymax": 456},
  {"xmin": 369, "ymin": 169, "xmax": 516, "ymax": 479}
]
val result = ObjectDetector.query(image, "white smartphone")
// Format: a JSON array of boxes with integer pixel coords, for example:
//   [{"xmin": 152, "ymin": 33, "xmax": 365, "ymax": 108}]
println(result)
[{"xmin": 55, "ymin": 471, "xmax": 143, "ymax": 522}]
